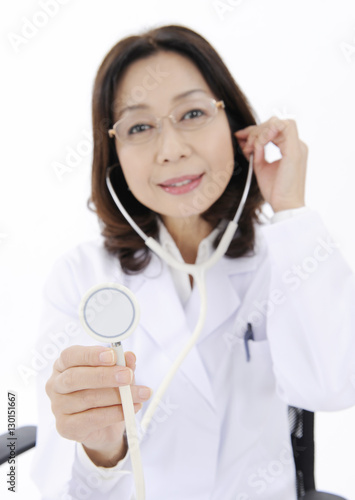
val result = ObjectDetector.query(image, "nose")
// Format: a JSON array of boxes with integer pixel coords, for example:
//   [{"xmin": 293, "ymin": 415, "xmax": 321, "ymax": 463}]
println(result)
[{"xmin": 155, "ymin": 117, "xmax": 191, "ymax": 165}]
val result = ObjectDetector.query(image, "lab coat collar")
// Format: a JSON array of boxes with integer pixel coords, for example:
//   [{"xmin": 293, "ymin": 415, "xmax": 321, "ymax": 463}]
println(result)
[
  {"xmin": 156, "ymin": 215, "xmax": 223, "ymax": 264},
  {"xmin": 113, "ymin": 223, "xmax": 262, "ymax": 412}
]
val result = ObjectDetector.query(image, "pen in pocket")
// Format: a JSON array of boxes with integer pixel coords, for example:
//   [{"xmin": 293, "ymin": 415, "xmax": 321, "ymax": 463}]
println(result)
[{"xmin": 243, "ymin": 322, "xmax": 254, "ymax": 362}]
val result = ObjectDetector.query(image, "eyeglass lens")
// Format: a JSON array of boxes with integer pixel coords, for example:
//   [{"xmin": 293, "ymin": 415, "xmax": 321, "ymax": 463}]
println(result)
[{"xmin": 114, "ymin": 98, "xmax": 218, "ymax": 144}]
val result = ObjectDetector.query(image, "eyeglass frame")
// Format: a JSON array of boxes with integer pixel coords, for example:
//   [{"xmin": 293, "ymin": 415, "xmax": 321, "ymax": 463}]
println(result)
[{"xmin": 108, "ymin": 97, "xmax": 226, "ymax": 144}]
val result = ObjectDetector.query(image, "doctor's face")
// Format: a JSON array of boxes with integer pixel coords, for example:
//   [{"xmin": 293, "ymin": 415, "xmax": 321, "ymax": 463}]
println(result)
[{"xmin": 112, "ymin": 51, "xmax": 235, "ymax": 224}]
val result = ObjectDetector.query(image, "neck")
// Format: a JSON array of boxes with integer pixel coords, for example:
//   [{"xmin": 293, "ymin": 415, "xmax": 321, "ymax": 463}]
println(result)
[{"xmin": 160, "ymin": 215, "xmax": 214, "ymax": 264}]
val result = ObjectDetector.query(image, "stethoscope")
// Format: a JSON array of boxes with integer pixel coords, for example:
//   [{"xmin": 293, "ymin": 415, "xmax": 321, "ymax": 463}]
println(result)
[{"xmin": 79, "ymin": 153, "xmax": 254, "ymax": 499}]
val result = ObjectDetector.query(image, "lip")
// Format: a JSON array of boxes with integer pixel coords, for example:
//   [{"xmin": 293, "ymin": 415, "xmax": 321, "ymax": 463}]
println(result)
[
  {"xmin": 158, "ymin": 173, "xmax": 204, "ymax": 195},
  {"xmin": 158, "ymin": 174, "xmax": 204, "ymax": 187}
]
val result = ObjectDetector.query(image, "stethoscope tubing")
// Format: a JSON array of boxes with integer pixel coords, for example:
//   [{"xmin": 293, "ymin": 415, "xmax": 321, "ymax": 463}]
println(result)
[
  {"xmin": 111, "ymin": 341, "xmax": 146, "ymax": 499},
  {"xmin": 104, "ymin": 153, "xmax": 254, "ymax": 498}
]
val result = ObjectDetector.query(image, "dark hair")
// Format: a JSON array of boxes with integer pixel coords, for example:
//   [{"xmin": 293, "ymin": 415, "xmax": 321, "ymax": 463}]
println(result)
[{"xmin": 89, "ymin": 24, "xmax": 265, "ymax": 274}]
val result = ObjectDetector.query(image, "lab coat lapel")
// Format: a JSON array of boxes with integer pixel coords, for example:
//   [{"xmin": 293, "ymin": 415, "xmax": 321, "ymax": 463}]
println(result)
[{"xmin": 184, "ymin": 252, "xmax": 259, "ymax": 342}]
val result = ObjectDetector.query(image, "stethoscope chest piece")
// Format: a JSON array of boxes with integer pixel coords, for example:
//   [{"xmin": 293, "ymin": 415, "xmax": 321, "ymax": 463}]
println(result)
[{"xmin": 79, "ymin": 282, "xmax": 140, "ymax": 343}]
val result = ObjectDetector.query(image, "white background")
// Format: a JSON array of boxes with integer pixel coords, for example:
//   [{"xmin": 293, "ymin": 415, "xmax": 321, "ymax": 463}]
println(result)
[{"xmin": 1, "ymin": 0, "xmax": 355, "ymax": 498}]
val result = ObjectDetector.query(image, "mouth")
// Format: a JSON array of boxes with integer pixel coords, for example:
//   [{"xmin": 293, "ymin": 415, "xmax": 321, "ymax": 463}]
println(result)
[{"xmin": 158, "ymin": 174, "xmax": 204, "ymax": 195}]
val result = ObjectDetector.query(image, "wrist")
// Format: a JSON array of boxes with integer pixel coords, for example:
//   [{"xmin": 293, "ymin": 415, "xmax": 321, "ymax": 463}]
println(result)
[
  {"xmin": 271, "ymin": 206, "xmax": 309, "ymax": 224},
  {"xmin": 273, "ymin": 203, "xmax": 305, "ymax": 213},
  {"xmin": 82, "ymin": 434, "xmax": 128, "ymax": 468}
]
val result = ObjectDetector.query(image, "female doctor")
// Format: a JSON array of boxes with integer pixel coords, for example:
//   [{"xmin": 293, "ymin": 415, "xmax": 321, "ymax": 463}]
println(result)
[{"xmin": 32, "ymin": 25, "xmax": 355, "ymax": 500}]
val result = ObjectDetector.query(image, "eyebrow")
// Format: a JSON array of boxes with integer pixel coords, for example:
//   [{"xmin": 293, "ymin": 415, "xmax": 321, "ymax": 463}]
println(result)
[{"xmin": 115, "ymin": 88, "xmax": 208, "ymax": 118}]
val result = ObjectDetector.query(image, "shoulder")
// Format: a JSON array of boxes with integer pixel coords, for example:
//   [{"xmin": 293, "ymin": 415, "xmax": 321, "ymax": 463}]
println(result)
[
  {"xmin": 43, "ymin": 237, "xmax": 125, "ymax": 303},
  {"xmin": 58, "ymin": 237, "xmax": 117, "ymax": 272}
]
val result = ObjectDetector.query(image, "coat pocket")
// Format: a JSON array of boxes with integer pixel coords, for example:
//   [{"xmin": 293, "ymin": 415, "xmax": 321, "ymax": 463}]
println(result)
[{"xmin": 224, "ymin": 332, "xmax": 287, "ymax": 437}]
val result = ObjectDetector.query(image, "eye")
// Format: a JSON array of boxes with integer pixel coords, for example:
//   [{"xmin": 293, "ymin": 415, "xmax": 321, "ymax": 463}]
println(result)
[
  {"xmin": 128, "ymin": 123, "xmax": 152, "ymax": 135},
  {"xmin": 182, "ymin": 108, "xmax": 205, "ymax": 121}
]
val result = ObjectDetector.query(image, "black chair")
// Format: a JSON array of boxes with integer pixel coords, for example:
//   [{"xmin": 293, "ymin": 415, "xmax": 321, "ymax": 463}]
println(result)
[
  {"xmin": 288, "ymin": 407, "xmax": 347, "ymax": 499},
  {"xmin": 0, "ymin": 425, "xmax": 37, "ymax": 464},
  {"xmin": 0, "ymin": 409, "xmax": 349, "ymax": 499}
]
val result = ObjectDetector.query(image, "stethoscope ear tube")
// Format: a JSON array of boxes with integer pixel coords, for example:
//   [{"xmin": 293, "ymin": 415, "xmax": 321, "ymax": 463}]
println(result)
[
  {"xmin": 106, "ymin": 165, "xmax": 148, "ymax": 242},
  {"xmin": 145, "ymin": 219, "xmax": 237, "ymax": 273},
  {"xmin": 233, "ymin": 152, "xmax": 253, "ymax": 223}
]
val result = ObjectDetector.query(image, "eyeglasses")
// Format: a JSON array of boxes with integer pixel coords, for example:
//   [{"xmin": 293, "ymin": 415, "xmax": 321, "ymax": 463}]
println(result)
[{"xmin": 108, "ymin": 97, "xmax": 225, "ymax": 145}]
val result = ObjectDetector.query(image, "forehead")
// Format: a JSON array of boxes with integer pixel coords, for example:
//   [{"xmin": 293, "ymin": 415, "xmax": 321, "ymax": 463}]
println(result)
[{"xmin": 113, "ymin": 51, "xmax": 214, "ymax": 117}]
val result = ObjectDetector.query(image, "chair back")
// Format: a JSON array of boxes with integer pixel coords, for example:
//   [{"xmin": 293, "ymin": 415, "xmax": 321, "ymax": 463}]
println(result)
[{"xmin": 289, "ymin": 406, "xmax": 316, "ymax": 497}]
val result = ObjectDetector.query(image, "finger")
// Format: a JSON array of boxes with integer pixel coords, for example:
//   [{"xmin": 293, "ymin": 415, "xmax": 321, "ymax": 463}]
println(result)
[
  {"xmin": 241, "ymin": 125, "xmax": 266, "ymax": 154},
  {"xmin": 113, "ymin": 350, "xmax": 137, "ymax": 384},
  {"xmin": 123, "ymin": 351, "xmax": 137, "ymax": 384},
  {"xmin": 53, "ymin": 365, "xmax": 134, "ymax": 394},
  {"xmin": 234, "ymin": 125, "xmax": 256, "ymax": 137},
  {"xmin": 254, "ymin": 118, "xmax": 302, "ymax": 158},
  {"xmin": 241, "ymin": 119, "xmax": 288, "ymax": 160},
  {"xmin": 254, "ymin": 142, "xmax": 265, "ymax": 165},
  {"xmin": 253, "ymin": 125, "xmax": 280, "ymax": 153},
  {"xmin": 124, "ymin": 351, "xmax": 136, "ymax": 371},
  {"xmin": 54, "ymin": 345, "xmax": 119, "ymax": 373},
  {"xmin": 57, "ymin": 403, "xmax": 143, "ymax": 441},
  {"xmin": 54, "ymin": 385, "xmax": 153, "ymax": 414},
  {"xmin": 254, "ymin": 118, "xmax": 287, "ymax": 150}
]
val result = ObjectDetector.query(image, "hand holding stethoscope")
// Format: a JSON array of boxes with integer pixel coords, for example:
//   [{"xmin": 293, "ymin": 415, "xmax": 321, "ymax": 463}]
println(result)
[{"xmin": 235, "ymin": 116, "xmax": 308, "ymax": 212}]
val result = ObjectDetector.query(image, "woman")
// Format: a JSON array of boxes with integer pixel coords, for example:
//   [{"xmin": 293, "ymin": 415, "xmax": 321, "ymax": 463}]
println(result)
[{"xmin": 32, "ymin": 25, "xmax": 355, "ymax": 499}]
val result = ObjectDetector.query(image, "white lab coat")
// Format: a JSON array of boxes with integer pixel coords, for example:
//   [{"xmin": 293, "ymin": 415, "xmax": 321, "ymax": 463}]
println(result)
[{"xmin": 31, "ymin": 208, "xmax": 355, "ymax": 500}]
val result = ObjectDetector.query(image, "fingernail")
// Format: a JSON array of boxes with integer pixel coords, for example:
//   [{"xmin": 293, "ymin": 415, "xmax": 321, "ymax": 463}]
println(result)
[
  {"xmin": 115, "ymin": 368, "xmax": 133, "ymax": 384},
  {"xmin": 139, "ymin": 387, "xmax": 152, "ymax": 399},
  {"xmin": 99, "ymin": 350, "xmax": 114, "ymax": 364}
]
